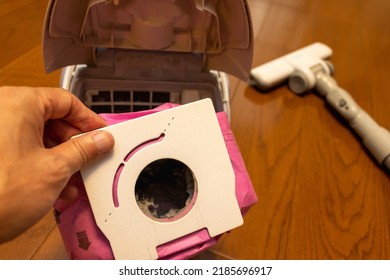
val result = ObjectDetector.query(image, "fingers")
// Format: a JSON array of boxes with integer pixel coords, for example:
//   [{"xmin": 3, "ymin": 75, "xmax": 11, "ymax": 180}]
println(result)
[
  {"xmin": 59, "ymin": 173, "xmax": 83, "ymax": 201},
  {"xmin": 37, "ymin": 87, "xmax": 107, "ymax": 132},
  {"xmin": 50, "ymin": 130, "xmax": 115, "ymax": 175},
  {"xmin": 44, "ymin": 119, "xmax": 83, "ymax": 146}
]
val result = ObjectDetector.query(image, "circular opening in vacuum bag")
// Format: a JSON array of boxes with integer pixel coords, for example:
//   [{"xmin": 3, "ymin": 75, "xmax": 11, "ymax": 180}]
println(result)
[{"xmin": 135, "ymin": 158, "xmax": 197, "ymax": 221}]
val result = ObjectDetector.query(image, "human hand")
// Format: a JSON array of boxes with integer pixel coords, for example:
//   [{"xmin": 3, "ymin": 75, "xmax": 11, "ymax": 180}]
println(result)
[{"xmin": 0, "ymin": 86, "xmax": 115, "ymax": 243}]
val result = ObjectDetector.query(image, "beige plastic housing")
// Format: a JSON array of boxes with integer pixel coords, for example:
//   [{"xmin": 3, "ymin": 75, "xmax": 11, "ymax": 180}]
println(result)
[{"xmin": 43, "ymin": 0, "xmax": 253, "ymax": 81}]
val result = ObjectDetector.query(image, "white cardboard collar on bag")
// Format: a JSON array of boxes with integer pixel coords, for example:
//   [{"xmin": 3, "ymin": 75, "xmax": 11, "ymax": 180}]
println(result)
[{"xmin": 80, "ymin": 99, "xmax": 243, "ymax": 259}]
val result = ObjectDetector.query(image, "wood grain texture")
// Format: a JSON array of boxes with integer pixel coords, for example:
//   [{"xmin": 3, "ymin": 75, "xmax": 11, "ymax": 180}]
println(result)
[
  {"xmin": 214, "ymin": 0, "xmax": 390, "ymax": 260},
  {"xmin": 0, "ymin": 0, "xmax": 389, "ymax": 260}
]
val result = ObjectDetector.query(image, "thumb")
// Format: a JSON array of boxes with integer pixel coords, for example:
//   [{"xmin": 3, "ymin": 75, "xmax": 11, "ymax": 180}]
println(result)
[{"xmin": 52, "ymin": 130, "xmax": 115, "ymax": 175}]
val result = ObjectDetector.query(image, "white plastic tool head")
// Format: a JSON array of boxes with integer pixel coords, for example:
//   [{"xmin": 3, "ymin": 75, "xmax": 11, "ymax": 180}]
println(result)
[
  {"xmin": 286, "ymin": 55, "xmax": 333, "ymax": 94},
  {"xmin": 79, "ymin": 98, "xmax": 243, "ymax": 259},
  {"xmin": 250, "ymin": 42, "xmax": 333, "ymax": 91}
]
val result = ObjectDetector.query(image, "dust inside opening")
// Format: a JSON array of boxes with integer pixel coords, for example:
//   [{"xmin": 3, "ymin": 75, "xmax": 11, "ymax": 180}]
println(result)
[{"xmin": 135, "ymin": 158, "xmax": 197, "ymax": 221}]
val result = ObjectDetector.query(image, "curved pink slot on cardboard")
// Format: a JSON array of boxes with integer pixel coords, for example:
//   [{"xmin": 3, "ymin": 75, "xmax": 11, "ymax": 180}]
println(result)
[{"xmin": 112, "ymin": 133, "xmax": 165, "ymax": 208}]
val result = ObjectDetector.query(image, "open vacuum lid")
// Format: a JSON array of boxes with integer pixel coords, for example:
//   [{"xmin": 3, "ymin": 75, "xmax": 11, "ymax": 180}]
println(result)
[{"xmin": 43, "ymin": 0, "xmax": 253, "ymax": 80}]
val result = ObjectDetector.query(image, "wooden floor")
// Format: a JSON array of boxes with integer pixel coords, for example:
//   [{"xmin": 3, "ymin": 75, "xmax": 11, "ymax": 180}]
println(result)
[{"xmin": 1, "ymin": 0, "xmax": 390, "ymax": 260}]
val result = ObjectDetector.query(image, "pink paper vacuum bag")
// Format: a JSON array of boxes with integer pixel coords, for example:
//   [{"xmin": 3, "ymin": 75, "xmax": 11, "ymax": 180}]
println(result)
[{"xmin": 54, "ymin": 103, "xmax": 257, "ymax": 260}]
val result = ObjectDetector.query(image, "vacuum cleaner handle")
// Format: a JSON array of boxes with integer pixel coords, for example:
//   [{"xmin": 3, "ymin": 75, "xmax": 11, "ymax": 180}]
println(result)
[{"xmin": 315, "ymin": 73, "xmax": 390, "ymax": 169}]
